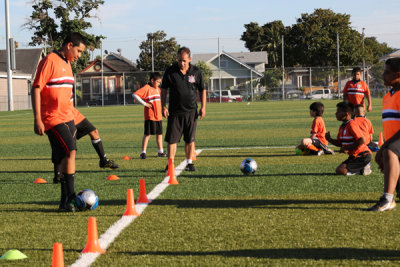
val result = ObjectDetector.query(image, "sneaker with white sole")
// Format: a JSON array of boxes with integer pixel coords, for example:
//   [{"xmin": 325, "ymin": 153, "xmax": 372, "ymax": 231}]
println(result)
[
  {"xmin": 366, "ymin": 196, "xmax": 396, "ymax": 211},
  {"xmin": 363, "ymin": 163, "xmax": 372, "ymax": 176}
]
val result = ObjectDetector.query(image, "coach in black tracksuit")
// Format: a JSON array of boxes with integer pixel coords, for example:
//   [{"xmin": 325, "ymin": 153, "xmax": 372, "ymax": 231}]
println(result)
[{"xmin": 161, "ymin": 46, "xmax": 206, "ymax": 172}]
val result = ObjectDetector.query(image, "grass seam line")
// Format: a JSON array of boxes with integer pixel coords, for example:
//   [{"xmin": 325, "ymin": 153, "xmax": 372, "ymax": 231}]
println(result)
[{"xmin": 70, "ymin": 151, "xmax": 201, "ymax": 267}]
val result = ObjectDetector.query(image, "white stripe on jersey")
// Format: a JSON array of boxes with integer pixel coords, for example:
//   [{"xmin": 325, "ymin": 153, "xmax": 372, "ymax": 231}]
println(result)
[{"xmin": 49, "ymin": 76, "xmax": 74, "ymax": 83}]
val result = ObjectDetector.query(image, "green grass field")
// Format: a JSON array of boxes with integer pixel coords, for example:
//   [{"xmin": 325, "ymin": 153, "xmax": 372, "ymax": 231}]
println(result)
[{"xmin": 1, "ymin": 99, "xmax": 400, "ymax": 266}]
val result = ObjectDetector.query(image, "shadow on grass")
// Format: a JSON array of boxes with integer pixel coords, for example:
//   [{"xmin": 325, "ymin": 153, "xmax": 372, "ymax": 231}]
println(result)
[
  {"xmin": 180, "ymin": 172, "xmax": 336, "ymax": 179},
  {"xmin": 150, "ymin": 198, "xmax": 375, "ymax": 209},
  {"xmin": 117, "ymin": 248, "xmax": 400, "ymax": 261},
  {"xmin": 204, "ymin": 153, "xmax": 298, "ymax": 158}
]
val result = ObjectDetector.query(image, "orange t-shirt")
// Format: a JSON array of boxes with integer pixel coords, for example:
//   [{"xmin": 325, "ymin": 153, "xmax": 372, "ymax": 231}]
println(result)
[
  {"xmin": 310, "ymin": 116, "xmax": 328, "ymax": 145},
  {"xmin": 134, "ymin": 84, "xmax": 162, "ymax": 121},
  {"xmin": 353, "ymin": 116, "xmax": 374, "ymax": 144},
  {"xmin": 33, "ymin": 52, "xmax": 75, "ymax": 131},
  {"xmin": 343, "ymin": 80, "xmax": 370, "ymax": 108},
  {"xmin": 337, "ymin": 120, "xmax": 371, "ymax": 156},
  {"xmin": 73, "ymin": 107, "xmax": 86, "ymax": 125},
  {"xmin": 382, "ymin": 89, "xmax": 400, "ymax": 141}
]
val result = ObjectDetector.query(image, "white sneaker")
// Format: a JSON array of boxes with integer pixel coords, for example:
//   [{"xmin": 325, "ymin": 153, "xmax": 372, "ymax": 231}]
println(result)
[{"xmin": 363, "ymin": 163, "xmax": 372, "ymax": 176}]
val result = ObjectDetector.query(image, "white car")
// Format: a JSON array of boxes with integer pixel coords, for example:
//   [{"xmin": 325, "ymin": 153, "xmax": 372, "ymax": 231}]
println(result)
[
  {"xmin": 310, "ymin": 89, "xmax": 332, "ymax": 99},
  {"xmin": 220, "ymin": 90, "xmax": 243, "ymax": 102}
]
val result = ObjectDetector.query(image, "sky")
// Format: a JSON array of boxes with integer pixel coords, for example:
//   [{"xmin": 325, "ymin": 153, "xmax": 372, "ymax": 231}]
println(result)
[{"xmin": 1, "ymin": 0, "xmax": 400, "ymax": 63}]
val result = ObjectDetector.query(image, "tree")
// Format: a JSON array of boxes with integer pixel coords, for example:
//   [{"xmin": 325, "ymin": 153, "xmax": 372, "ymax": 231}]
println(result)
[
  {"xmin": 195, "ymin": 61, "xmax": 213, "ymax": 89},
  {"xmin": 24, "ymin": 0, "xmax": 105, "ymax": 72},
  {"xmin": 364, "ymin": 37, "xmax": 394, "ymax": 64},
  {"xmin": 136, "ymin": 31, "xmax": 179, "ymax": 71}
]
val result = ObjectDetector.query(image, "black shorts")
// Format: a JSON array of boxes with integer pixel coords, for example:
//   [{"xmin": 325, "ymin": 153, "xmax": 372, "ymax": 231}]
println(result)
[
  {"xmin": 342, "ymin": 151, "xmax": 372, "ymax": 173},
  {"xmin": 386, "ymin": 138, "xmax": 400, "ymax": 159},
  {"xmin": 76, "ymin": 118, "xmax": 96, "ymax": 140},
  {"xmin": 45, "ymin": 120, "xmax": 77, "ymax": 164},
  {"xmin": 165, "ymin": 110, "xmax": 197, "ymax": 144},
  {"xmin": 144, "ymin": 120, "xmax": 162, "ymax": 135}
]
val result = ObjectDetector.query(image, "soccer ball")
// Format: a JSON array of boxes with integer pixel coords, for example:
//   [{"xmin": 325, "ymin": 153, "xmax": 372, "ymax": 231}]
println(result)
[
  {"xmin": 240, "ymin": 158, "xmax": 257, "ymax": 175},
  {"xmin": 75, "ymin": 189, "xmax": 99, "ymax": 211}
]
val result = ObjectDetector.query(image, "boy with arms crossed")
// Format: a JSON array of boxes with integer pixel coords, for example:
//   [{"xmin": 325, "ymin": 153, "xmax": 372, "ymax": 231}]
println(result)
[
  {"xmin": 32, "ymin": 33, "xmax": 85, "ymax": 211},
  {"xmin": 326, "ymin": 102, "xmax": 372, "ymax": 176}
]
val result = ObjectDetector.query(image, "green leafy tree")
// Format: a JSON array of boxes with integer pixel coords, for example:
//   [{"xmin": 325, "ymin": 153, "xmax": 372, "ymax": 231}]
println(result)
[
  {"xmin": 195, "ymin": 61, "xmax": 212, "ymax": 89},
  {"xmin": 24, "ymin": 0, "xmax": 105, "ymax": 72},
  {"xmin": 364, "ymin": 37, "xmax": 394, "ymax": 64},
  {"xmin": 137, "ymin": 31, "xmax": 179, "ymax": 71},
  {"xmin": 260, "ymin": 69, "xmax": 281, "ymax": 89}
]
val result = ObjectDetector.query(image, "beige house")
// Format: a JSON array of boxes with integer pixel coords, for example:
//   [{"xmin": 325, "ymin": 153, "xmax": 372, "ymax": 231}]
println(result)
[
  {"xmin": 191, "ymin": 51, "xmax": 266, "ymax": 91},
  {"xmin": 0, "ymin": 48, "xmax": 44, "ymax": 111}
]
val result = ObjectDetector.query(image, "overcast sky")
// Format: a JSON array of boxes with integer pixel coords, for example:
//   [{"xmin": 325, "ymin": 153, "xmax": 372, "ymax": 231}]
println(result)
[{"xmin": 1, "ymin": 0, "xmax": 399, "ymax": 62}]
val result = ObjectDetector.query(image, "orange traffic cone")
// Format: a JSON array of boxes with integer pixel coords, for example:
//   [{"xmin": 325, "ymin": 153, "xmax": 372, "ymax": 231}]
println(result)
[
  {"xmin": 137, "ymin": 179, "xmax": 151, "ymax": 203},
  {"xmin": 122, "ymin": 155, "xmax": 131, "ymax": 160},
  {"xmin": 123, "ymin": 189, "xmax": 140, "ymax": 216},
  {"xmin": 166, "ymin": 159, "xmax": 179, "ymax": 185},
  {"xmin": 34, "ymin": 178, "xmax": 47, "ymax": 184},
  {"xmin": 52, "ymin": 243, "xmax": 64, "ymax": 267},
  {"xmin": 378, "ymin": 132, "xmax": 384, "ymax": 146},
  {"xmin": 106, "ymin": 175, "xmax": 120, "ymax": 181},
  {"xmin": 82, "ymin": 217, "xmax": 105, "ymax": 254}
]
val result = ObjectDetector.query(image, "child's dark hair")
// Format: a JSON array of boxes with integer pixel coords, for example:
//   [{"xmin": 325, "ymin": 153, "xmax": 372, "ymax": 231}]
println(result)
[
  {"xmin": 150, "ymin": 72, "xmax": 162, "ymax": 81},
  {"xmin": 62, "ymin": 32, "xmax": 86, "ymax": 47},
  {"xmin": 352, "ymin": 67, "xmax": 362, "ymax": 74},
  {"xmin": 309, "ymin": 102, "xmax": 324, "ymax": 116},
  {"xmin": 337, "ymin": 101, "xmax": 354, "ymax": 114},
  {"xmin": 386, "ymin": 58, "xmax": 400, "ymax": 73}
]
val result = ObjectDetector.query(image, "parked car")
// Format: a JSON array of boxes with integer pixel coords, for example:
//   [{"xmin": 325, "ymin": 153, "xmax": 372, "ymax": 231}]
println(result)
[
  {"xmin": 310, "ymin": 89, "xmax": 332, "ymax": 99},
  {"xmin": 286, "ymin": 90, "xmax": 305, "ymax": 100},
  {"xmin": 207, "ymin": 91, "xmax": 232, "ymax": 102},
  {"xmin": 220, "ymin": 90, "xmax": 243, "ymax": 102}
]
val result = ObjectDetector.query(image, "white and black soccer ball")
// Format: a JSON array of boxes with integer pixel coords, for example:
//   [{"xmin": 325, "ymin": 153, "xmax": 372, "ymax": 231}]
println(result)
[
  {"xmin": 240, "ymin": 158, "xmax": 257, "ymax": 175},
  {"xmin": 75, "ymin": 189, "xmax": 99, "ymax": 211}
]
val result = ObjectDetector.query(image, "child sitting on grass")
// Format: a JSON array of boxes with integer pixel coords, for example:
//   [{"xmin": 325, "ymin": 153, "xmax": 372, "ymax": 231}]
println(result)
[
  {"xmin": 326, "ymin": 102, "xmax": 372, "ymax": 175},
  {"xmin": 297, "ymin": 102, "xmax": 334, "ymax": 155},
  {"xmin": 353, "ymin": 104, "xmax": 378, "ymax": 152}
]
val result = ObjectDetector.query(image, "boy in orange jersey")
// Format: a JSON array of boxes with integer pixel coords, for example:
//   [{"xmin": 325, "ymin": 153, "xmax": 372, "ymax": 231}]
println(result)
[
  {"xmin": 326, "ymin": 102, "xmax": 372, "ymax": 175},
  {"xmin": 32, "ymin": 33, "xmax": 85, "ymax": 211},
  {"xmin": 52, "ymin": 107, "xmax": 119, "ymax": 183},
  {"xmin": 353, "ymin": 104, "xmax": 378, "ymax": 151},
  {"xmin": 297, "ymin": 102, "xmax": 334, "ymax": 155},
  {"xmin": 343, "ymin": 67, "xmax": 372, "ymax": 112},
  {"xmin": 367, "ymin": 58, "xmax": 400, "ymax": 211},
  {"xmin": 133, "ymin": 72, "xmax": 167, "ymax": 159}
]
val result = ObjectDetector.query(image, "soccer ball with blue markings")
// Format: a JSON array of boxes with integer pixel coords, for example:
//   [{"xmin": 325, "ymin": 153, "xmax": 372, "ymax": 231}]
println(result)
[
  {"xmin": 75, "ymin": 189, "xmax": 99, "ymax": 211},
  {"xmin": 240, "ymin": 158, "xmax": 257, "ymax": 175}
]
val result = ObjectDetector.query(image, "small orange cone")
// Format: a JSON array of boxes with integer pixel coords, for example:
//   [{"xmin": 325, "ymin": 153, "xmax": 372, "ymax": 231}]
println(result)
[
  {"xmin": 52, "ymin": 243, "xmax": 64, "ymax": 267},
  {"xmin": 378, "ymin": 132, "xmax": 384, "ymax": 146},
  {"xmin": 166, "ymin": 159, "xmax": 179, "ymax": 185},
  {"xmin": 122, "ymin": 156, "xmax": 131, "ymax": 160},
  {"xmin": 106, "ymin": 175, "xmax": 120, "ymax": 181},
  {"xmin": 34, "ymin": 178, "xmax": 47, "ymax": 184},
  {"xmin": 82, "ymin": 217, "xmax": 105, "ymax": 254},
  {"xmin": 123, "ymin": 189, "xmax": 140, "ymax": 216},
  {"xmin": 137, "ymin": 179, "xmax": 151, "ymax": 203}
]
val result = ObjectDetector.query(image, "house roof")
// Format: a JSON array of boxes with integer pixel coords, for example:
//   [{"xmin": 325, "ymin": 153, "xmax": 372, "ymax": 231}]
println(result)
[
  {"xmin": 0, "ymin": 48, "xmax": 44, "ymax": 76},
  {"xmin": 380, "ymin": 49, "xmax": 400, "ymax": 61},
  {"xmin": 103, "ymin": 52, "xmax": 138, "ymax": 72},
  {"xmin": 192, "ymin": 51, "xmax": 268, "ymax": 65}
]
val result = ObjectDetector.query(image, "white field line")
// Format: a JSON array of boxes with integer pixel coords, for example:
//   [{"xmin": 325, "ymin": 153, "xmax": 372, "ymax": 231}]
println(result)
[
  {"xmin": 70, "ymin": 154, "xmax": 195, "ymax": 267},
  {"xmin": 70, "ymin": 145, "xmax": 295, "ymax": 266}
]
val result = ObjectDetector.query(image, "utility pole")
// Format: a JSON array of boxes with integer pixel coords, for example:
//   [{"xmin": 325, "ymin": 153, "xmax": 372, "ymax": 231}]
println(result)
[
  {"xmin": 218, "ymin": 37, "xmax": 222, "ymax": 103},
  {"xmin": 101, "ymin": 41, "xmax": 104, "ymax": 107},
  {"xmin": 337, "ymin": 33, "xmax": 341, "ymax": 98},
  {"xmin": 151, "ymin": 38, "xmax": 154, "ymax": 72},
  {"xmin": 5, "ymin": 0, "xmax": 14, "ymax": 111},
  {"xmin": 281, "ymin": 35, "xmax": 285, "ymax": 100},
  {"xmin": 362, "ymin": 27, "xmax": 366, "ymax": 81}
]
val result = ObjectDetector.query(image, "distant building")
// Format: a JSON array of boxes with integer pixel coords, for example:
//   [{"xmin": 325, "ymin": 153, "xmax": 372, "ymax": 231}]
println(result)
[
  {"xmin": 0, "ymin": 48, "xmax": 44, "ymax": 111},
  {"xmin": 191, "ymin": 51, "xmax": 266, "ymax": 91},
  {"xmin": 380, "ymin": 49, "xmax": 400, "ymax": 61}
]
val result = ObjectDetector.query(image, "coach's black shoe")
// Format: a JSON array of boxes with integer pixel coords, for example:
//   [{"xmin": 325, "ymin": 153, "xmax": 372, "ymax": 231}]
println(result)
[
  {"xmin": 157, "ymin": 152, "xmax": 167, "ymax": 157},
  {"xmin": 185, "ymin": 163, "xmax": 196, "ymax": 172},
  {"xmin": 139, "ymin": 153, "xmax": 147, "ymax": 159},
  {"xmin": 100, "ymin": 158, "xmax": 120, "ymax": 169}
]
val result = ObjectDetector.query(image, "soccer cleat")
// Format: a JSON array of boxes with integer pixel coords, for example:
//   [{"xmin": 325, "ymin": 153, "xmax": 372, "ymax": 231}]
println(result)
[
  {"xmin": 366, "ymin": 197, "xmax": 396, "ymax": 211},
  {"xmin": 362, "ymin": 163, "xmax": 372, "ymax": 176},
  {"xmin": 157, "ymin": 152, "xmax": 167, "ymax": 157},
  {"xmin": 99, "ymin": 158, "xmax": 120, "ymax": 169},
  {"xmin": 185, "ymin": 163, "xmax": 196, "ymax": 172},
  {"xmin": 139, "ymin": 153, "xmax": 147, "ymax": 159},
  {"xmin": 59, "ymin": 194, "xmax": 77, "ymax": 212},
  {"xmin": 323, "ymin": 148, "xmax": 335, "ymax": 155}
]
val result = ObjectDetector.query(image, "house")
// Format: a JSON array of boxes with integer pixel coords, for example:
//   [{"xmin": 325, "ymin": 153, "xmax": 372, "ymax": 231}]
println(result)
[
  {"xmin": 191, "ymin": 51, "xmax": 266, "ymax": 91},
  {"xmin": 0, "ymin": 48, "xmax": 44, "ymax": 111},
  {"xmin": 78, "ymin": 52, "xmax": 139, "ymax": 106}
]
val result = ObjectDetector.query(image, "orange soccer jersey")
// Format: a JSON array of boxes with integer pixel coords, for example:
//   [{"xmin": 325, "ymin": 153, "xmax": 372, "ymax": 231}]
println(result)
[
  {"xmin": 72, "ymin": 107, "xmax": 86, "ymax": 125},
  {"xmin": 134, "ymin": 84, "xmax": 162, "ymax": 121},
  {"xmin": 337, "ymin": 119, "xmax": 371, "ymax": 157},
  {"xmin": 382, "ymin": 89, "xmax": 400, "ymax": 141},
  {"xmin": 33, "ymin": 52, "xmax": 75, "ymax": 131},
  {"xmin": 353, "ymin": 116, "xmax": 374, "ymax": 144},
  {"xmin": 343, "ymin": 80, "xmax": 370, "ymax": 108},
  {"xmin": 310, "ymin": 116, "xmax": 328, "ymax": 145}
]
